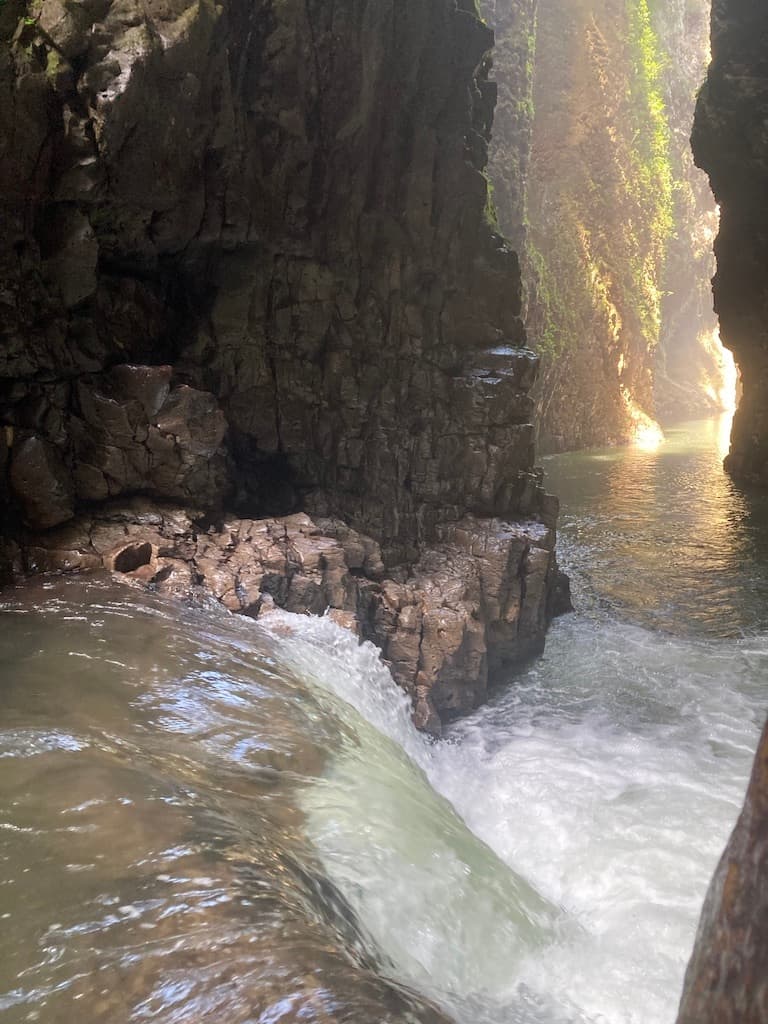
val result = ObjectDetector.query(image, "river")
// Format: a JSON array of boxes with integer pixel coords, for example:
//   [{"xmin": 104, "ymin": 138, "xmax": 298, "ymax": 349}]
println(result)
[{"xmin": 1, "ymin": 415, "xmax": 766, "ymax": 1024}]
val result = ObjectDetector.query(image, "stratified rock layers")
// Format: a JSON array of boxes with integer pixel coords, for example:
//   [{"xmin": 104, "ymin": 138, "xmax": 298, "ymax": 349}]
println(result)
[
  {"xmin": 677, "ymin": 720, "xmax": 768, "ymax": 1024},
  {"xmin": 693, "ymin": 1, "xmax": 768, "ymax": 487},
  {"xmin": 0, "ymin": 0, "xmax": 564, "ymax": 725}
]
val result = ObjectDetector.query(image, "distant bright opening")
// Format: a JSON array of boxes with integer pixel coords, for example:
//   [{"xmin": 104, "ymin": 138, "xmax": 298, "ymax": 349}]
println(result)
[
  {"xmin": 700, "ymin": 326, "xmax": 739, "ymax": 413},
  {"xmin": 621, "ymin": 388, "xmax": 666, "ymax": 449}
]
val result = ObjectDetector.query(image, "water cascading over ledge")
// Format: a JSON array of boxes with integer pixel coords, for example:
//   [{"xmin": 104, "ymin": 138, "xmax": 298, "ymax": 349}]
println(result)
[{"xmin": 0, "ymin": 0, "xmax": 568, "ymax": 729}]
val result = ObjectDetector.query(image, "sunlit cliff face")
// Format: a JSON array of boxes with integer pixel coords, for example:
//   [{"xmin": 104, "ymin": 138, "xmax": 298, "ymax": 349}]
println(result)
[
  {"xmin": 700, "ymin": 326, "xmax": 739, "ymax": 413},
  {"xmin": 621, "ymin": 387, "xmax": 666, "ymax": 449},
  {"xmin": 620, "ymin": 326, "xmax": 738, "ymax": 454},
  {"xmin": 700, "ymin": 326, "xmax": 739, "ymax": 460}
]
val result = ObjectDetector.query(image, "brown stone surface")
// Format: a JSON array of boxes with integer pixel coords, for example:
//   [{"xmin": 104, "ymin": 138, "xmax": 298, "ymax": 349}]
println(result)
[
  {"xmin": 9, "ymin": 435, "xmax": 74, "ymax": 528},
  {"xmin": 0, "ymin": 0, "xmax": 567, "ymax": 718},
  {"xmin": 693, "ymin": 1, "xmax": 768, "ymax": 486},
  {"xmin": 24, "ymin": 499, "xmax": 563, "ymax": 731},
  {"xmin": 70, "ymin": 368, "xmax": 228, "ymax": 505},
  {"xmin": 677, "ymin": 719, "xmax": 768, "ymax": 1024}
]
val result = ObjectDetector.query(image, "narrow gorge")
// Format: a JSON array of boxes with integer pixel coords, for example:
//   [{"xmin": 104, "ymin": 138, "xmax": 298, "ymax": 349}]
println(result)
[
  {"xmin": 0, "ymin": 0, "xmax": 766, "ymax": 1022},
  {"xmin": 483, "ymin": 0, "xmax": 736, "ymax": 451}
]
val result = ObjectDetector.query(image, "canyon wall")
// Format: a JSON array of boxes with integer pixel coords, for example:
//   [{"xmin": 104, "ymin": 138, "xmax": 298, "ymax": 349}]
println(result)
[
  {"xmin": 677, "ymin": 4, "xmax": 768, "ymax": 1015},
  {"xmin": 484, "ymin": 0, "xmax": 724, "ymax": 451},
  {"xmin": 693, "ymin": 0, "xmax": 768, "ymax": 487},
  {"xmin": 0, "ymin": 0, "xmax": 567, "ymax": 729},
  {"xmin": 476, "ymin": 0, "xmax": 536, "ymax": 255},
  {"xmin": 526, "ymin": 0, "xmax": 666, "ymax": 449},
  {"xmin": 652, "ymin": 0, "xmax": 726, "ymax": 424},
  {"xmin": 677, "ymin": 720, "xmax": 768, "ymax": 1023}
]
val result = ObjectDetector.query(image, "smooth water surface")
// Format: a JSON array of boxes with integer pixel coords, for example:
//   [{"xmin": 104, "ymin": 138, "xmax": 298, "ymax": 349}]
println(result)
[
  {"xmin": 545, "ymin": 416, "xmax": 768, "ymax": 635},
  {"xmin": 1, "ymin": 416, "xmax": 766, "ymax": 1024}
]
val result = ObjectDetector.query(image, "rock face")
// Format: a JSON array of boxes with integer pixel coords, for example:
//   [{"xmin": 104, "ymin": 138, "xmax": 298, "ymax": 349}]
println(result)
[
  {"xmin": 652, "ymin": 0, "xmax": 727, "ymax": 425},
  {"xmin": 477, "ymin": 0, "xmax": 536, "ymax": 255},
  {"xmin": 0, "ymin": 0, "xmax": 566, "ymax": 726},
  {"xmin": 677, "ymin": 719, "xmax": 768, "ymax": 1024},
  {"xmin": 483, "ymin": 0, "xmax": 664, "ymax": 450},
  {"xmin": 676, "ymin": 3, "xmax": 768, "ymax": 1011},
  {"xmin": 484, "ymin": 0, "xmax": 723, "ymax": 451},
  {"xmin": 693, "ymin": 1, "xmax": 768, "ymax": 487}
]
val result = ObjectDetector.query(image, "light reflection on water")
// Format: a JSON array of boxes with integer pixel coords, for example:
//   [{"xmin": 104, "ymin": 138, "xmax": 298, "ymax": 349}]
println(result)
[
  {"xmin": 543, "ymin": 415, "xmax": 768, "ymax": 637},
  {"xmin": 0, "ymin": 580, "xmax": 451, "ymax": 1024}
]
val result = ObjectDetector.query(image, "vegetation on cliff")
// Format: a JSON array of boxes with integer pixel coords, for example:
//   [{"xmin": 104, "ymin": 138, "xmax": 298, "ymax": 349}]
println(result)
[{"xmin": 485, "ymin": 0, "xmax": 723, "ymax": 450}]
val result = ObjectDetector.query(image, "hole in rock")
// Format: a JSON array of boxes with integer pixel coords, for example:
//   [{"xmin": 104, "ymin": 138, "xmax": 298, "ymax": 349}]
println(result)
[{"xmin": 112, "ymin": 541, "xmax": 153, "ymax": 573}]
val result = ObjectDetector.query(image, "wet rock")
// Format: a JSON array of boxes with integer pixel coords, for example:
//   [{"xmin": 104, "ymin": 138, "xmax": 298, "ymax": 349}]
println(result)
[
  {"xmin": 677, "ymin": 719, "xmax": 768, "ymax": 1024},
  {"xmin": 550, "ymin": 567, "xmax": 574, "ymax": 617},
  {"xmin": 71, "ymin": 374, "xmax": 229, "ymax": 506},
  {"xmin": 39, "ymin": 206, "xmax": 98, "ymax": 309},
  {"xmin": 9, "ymin": 435, "xmax": 74, "ymax": 529},
  {"xmin": 30, "ymin": 502, "xmax": 559, "ymax": 731},
  {"xmin": 108, "ymin": 365, "xmax": 172, "ymax": 420},
  {"xmin": 104, "ymin": 540, "xmax": 155, "ymax": 574}
]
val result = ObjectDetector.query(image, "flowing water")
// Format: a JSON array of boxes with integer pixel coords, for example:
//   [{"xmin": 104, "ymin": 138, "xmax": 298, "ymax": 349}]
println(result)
[{"xmin": 1, "ymin": 415, "xmax": 766, "ymax": 1024}]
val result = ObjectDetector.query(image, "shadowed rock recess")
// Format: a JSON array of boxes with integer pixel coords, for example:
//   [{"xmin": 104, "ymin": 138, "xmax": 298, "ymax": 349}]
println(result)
[
  {"xmin": 0, "ymin": 0, "xmax": 568, "ymax": 729},
  {"xmin": 693, "ymin": 0, "xmax": 768, "ymax": 488}
]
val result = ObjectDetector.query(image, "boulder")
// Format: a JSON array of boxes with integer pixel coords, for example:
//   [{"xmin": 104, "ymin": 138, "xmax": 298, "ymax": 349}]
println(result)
[{"xmin": 9, "ymin": 435, "xmax": 74, "ymax": 529}]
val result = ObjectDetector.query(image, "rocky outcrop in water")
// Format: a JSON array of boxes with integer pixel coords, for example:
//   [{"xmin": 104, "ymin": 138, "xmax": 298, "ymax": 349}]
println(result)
[
  {"xmin": 0, "ymin": 0, "xmax": 566, "ymax": 726},
  {"xmin": 693, "ymin": 1, "xmax": 768, "ymax": 487},
  {"xmin": 677, "ymin": 719, "xmax": 768, "ymax": 1024},
  {"xmin": 17, "ymin": 499, "xmax": 561, "ymax": 731}
]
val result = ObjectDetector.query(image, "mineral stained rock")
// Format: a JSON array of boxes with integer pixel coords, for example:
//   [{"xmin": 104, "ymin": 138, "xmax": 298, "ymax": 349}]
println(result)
[
  {"xmin": 676, "ymin": 719, "xmax": 768, "ymax": 1024},
  {"xmin": 693, "ymin": 0, "xmax": 768, "ymax": 487},
  {"xmin": 0, "ymin": 0, "xmax": 566, "ymax": 725}
]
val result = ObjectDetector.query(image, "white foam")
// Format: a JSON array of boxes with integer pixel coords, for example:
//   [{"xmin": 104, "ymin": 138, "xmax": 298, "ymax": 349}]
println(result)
[{"xmin": 263, "ymin": 611, "xmax": 765, "ymax": 1024}]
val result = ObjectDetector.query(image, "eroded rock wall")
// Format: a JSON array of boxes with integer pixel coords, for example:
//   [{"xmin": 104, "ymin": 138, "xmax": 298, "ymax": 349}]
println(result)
[
  {"xmin": 676, "ymin": 4, "xmax": 768, "ymax": 1010},
  {"xmin": 483, "ymin": 0, "xmax": 669, "ymax": 450},
  {"xmin": 693, "ymin": 0, "xmax": 768, "ymax": 486},
  {"xmin": 0, "ymin": 0, "xmax": 565, "ymax": 726}
]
